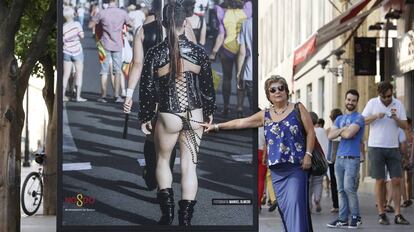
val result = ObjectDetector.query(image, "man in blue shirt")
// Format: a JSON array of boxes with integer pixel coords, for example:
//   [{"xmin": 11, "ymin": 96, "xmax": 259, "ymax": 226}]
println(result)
[{"xmin": 327, "ymin": 89, "xmax": 365, "ymax": 229}]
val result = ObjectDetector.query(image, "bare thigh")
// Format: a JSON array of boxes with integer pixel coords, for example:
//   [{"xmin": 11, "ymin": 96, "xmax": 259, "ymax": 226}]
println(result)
[
  {"xmin": 177, "ymin": 109, "xmax": 204, "ymax": 162},
  {"xmin": 155, "ymin": 109, "xmax": 204, "ymax": 160},
  {"xmin": 154, "ymin": 113, "xmax": 182, "ymax": 159}
]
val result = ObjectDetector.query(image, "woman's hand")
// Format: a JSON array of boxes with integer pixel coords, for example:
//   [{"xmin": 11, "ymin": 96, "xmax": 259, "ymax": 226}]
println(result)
[
  {"xmin": 200, "ymin": 122, "xmax": 216, "ymax": 133},
  {"xmin": 200, "ymin": 115, "xmax": 215, "ymax": 133},
  {"xmin": 208, "ymin": 115, "xmax": 213, "ymax": 124},
  {"xmin": 301, "ymin": 153, "xmax": 312, "ymax": 170},
  {"xmin": 123, "ymin": 97, "xmax": 133, "ymax": 113},
  {"xmin": 209, "ymin": 51, "xmax": 217, "ymax": 61},
  {"xmin": 141, "ymin": 121, "xmax": 152, "ymax": 135}
]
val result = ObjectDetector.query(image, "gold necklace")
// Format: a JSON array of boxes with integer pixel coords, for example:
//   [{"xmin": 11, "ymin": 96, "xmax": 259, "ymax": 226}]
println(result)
[{"xmin": 273, "ymin": 103, "xmax": 289, "ymax": 115}]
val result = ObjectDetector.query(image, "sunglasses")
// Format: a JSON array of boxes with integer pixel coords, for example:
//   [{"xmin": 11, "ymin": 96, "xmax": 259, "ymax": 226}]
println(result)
[
  {"xmin": 380, "ymin": 94, "xmax": 393, "ymax": 99},
  {"xmin": 269, "ymin": 85, "xmax": 285, "ymax": 93}
]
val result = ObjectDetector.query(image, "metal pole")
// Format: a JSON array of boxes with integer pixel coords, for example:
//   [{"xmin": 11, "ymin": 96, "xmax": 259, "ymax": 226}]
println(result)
[
  {"xmin": 23, "ymin": 87, "xmax": 30, "ymax": 167},
  {"xmin": 384, "ymin": 18, "xmax": 390, "ymax": 82}
]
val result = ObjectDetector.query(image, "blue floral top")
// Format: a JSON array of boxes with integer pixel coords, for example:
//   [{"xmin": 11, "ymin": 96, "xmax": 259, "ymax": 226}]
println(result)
[{"xmin": 264, "ymin": 108, "xmax": 306, "ymax": 166}]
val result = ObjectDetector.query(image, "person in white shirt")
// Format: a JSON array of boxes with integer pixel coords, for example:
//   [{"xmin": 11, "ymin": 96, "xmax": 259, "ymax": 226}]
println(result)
[
  {"xmin": 127, "ymin": 4, "xmax": 146, "ymax": 34},
  {"xmin": 362, "ymin": 81, "xmax": 409, "ymax": 225},
  {"xmin": 194, "ymin": 0, "xmax": 209, "ymax": 16},
  {"xmin": 76, "ymin": 4, "xmax": 85, "ymax": 27},
  {"xmin": 309, "ymin": 112, "xmax": 329, "ymax": 213}
]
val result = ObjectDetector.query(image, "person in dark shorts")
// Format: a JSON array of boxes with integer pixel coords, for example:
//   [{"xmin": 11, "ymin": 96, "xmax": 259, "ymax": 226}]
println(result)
[{"xmin": 362, "ymin": 81, "xmax": 409, "ymax": 225}]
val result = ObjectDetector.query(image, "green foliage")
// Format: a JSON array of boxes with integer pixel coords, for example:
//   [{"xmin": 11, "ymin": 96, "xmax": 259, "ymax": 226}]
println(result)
[{"xmin": 14, "ymin": 0, "xmax": 56, "ymax": 78}]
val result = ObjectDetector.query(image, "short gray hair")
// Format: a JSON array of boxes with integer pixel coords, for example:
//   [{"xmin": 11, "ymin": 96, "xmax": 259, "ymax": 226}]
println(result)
[
  {"xmin": 63, "ymin": 6, "xmax": 75, "ymax": 21},
  {"xmin": 264, "ymin": 75, "xmax": 289, "ymax": 103}
]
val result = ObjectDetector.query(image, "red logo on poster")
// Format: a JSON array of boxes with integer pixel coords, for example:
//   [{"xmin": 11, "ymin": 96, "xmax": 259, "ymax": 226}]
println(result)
[{"xmin": 64, "ymin": 193, "xmax": 95, "ymax": 207}]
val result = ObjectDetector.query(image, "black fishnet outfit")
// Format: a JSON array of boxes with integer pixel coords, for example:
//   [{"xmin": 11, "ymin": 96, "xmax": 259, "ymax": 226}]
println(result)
[{"xmin": 138, "ymin": 34, "xmax": 216, "ymax": 163}]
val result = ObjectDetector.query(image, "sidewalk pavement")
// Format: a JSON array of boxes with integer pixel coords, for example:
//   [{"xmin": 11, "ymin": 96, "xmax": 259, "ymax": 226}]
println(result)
[
  {"xmin": 260, "ymin": 177, "xmax": 414, "ymax": 232},
  {"xmin": 21, "ymin": 161, "xmax": 56, "ymax": 232},
  {"xmin": 21, "ymin": 215, "xmax": 56, "ymax": 232},
  {"xmin": 21, "ymin": 162, "xmax": 414, "ymax": 232}
]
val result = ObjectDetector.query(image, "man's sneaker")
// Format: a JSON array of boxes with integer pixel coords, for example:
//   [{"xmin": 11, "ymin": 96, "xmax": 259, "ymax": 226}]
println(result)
[
  {"xmin": 348, "ymin": 216, "xmax": 362, "ymax": 228},
  {"xmin": 75, "ymin": 97, "xmax": 87, "ymax": 102},
  {"xmin": 378, "ymin": 213, "xmax": 390, "ymax": 225},
  {"xmin": 115, "ymin": 96, "xmax": 124, "ymax": 103},
  {"xmin": 330, "ymin": 207, "xmax": 339, "ymax": 213},
  {"xmin": 97, "ymin": 97, "xmax": 107, "ymax": 103},
  {"xmin": 394, "ymin": 214, "xmax": 410, "ymax": 225},
  {"xmin": 326, "ymin": 219, "xmax": 348, "ymax": 228}
]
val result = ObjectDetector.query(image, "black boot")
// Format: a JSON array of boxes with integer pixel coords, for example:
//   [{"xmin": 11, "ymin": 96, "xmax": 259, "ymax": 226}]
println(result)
[
  {"xmin": 178, "ymin": 200, "xmax": 197, "ymax": 226},
  {"xmin": 157, "ymin": 188, "xmax": 174, "ymax": 225}
]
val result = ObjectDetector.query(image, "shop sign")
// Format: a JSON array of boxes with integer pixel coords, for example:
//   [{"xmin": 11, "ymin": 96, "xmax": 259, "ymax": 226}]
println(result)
[{"xmin": 398, "ymin": 30, "xmax": 414, "ymax": 73}]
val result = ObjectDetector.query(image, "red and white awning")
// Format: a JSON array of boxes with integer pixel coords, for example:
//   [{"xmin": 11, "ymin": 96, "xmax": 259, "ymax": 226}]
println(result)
[{"xmin": 292, "ymin": 0, "xmax": 385, "ymax": 77}]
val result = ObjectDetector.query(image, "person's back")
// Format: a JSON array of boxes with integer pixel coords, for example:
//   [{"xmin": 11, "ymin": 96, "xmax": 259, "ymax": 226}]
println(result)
[
  {"xmin": 63, "ymin": 20, "xmax": 83, "ymax": 56},
  {"xmin": 315, "ymin": 127, "xmax": 329, "ymax": 157},
  {"xmin": 90, "ymin": 1, "xmax": 131, "ymax": 103},
  {"xmin": 188, "ymin": 14, "xmax": 203, "ymax": 43},
  {"xmin": 93, "ymin": 5, "xmax": 130, "ymax": 52},
  {"xmin": 216, "ymin": 1, "xmax": 251, "ymax": 55},
  {"xmin": 142, "ymin": 15, "xmax": 162, "ymax": 55},
  {"xmin": 238, "ymin": 17, "xmax": 252, "ymax": 81},
  {"xmin": 139, "ymin": 35, "xmax": 215, "ymax": 123}
]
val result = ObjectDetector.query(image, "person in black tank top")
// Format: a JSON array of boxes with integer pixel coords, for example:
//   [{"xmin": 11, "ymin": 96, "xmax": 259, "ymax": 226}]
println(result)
[
  {"xmin": 123, "ymin": 0, "xmax": 165, "ymax": 192},
  {"xmin": 183, "ymin": 0, "xmax": 206, "ymax": 46},
  {"xmin": 123, "ymin": 0, "xmax": 177, "ymax": 194},
  {"xmin": 142, "ymin": 15, "xmax": 163, "ymax": 55}
]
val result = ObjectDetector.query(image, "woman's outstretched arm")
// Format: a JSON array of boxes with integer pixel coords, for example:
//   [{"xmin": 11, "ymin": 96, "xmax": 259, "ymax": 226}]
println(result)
[{"xmin": 202, "ymin": 110, "xmax": 264, "ymax": 133}]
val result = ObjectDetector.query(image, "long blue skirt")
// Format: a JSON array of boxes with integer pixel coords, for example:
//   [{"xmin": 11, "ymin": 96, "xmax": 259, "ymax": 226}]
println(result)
[{"xmin": 270, "ymin": 163, "xmax": 313, "ymax": 232}]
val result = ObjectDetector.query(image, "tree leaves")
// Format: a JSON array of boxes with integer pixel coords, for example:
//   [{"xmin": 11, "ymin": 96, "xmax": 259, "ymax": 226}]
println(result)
[{"xmin": 14, "ymin": 0, "xmax": 56, "ymax": 78}]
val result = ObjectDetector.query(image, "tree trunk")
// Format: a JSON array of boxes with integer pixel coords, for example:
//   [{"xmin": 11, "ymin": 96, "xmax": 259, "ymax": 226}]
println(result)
[
  {"xmin": 0, "ymin": 0, "xmax": 55, "ymax": 229},
  {"xmin": 0, "ymin": 54, "xmax": 24, "ymax": 232},
  {"xmin": 40, "ymin": 54, "xmax": 57, "ymax": 215},
  {"xmin": 40, "ymin": 55, "xmax": 55, "ymax": 120},
  {"xmin": 43, "ymin": 90, "xmax": 57, "ymax": 215}
]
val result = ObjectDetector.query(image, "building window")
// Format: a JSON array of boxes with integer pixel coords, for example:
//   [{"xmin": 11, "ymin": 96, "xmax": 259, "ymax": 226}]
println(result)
[
  {"xmin": 280, "ymin": 0, "xmax": 285, "ymax": 61},
  {"xmin": 286, "ymin": 0, "xmax": 292, "ymax": 56},
  {"xmin": 294, "ymin": 0, "xmax": 300, "ymax": 46},
  {"xmin": 319, "ymin": 77, "xmax": 325, "ymax": 118},
  {"xmin": 272, "ymin": 2, "xmax": 277, "ymax": 67},
  {"xmin": 307, "ymin": 0, "xmax": 312, "ymax": 37},
  {"xmin": 296, "ymin": 89, "xmax": 301, "ymax": 103},
  {"xmin": 307, "ymin": 83, "xmax": 313, "ymax": 111},
  {"xmin": 265, "ymin": 10, "xmax": 271, "ymax": 74},
  {"xmin": 319, "ymin": 0, "xmax": 326, "ymax": 27}
]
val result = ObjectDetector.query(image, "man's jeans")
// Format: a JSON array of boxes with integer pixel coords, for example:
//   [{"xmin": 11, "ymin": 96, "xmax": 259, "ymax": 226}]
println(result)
[{"xmin": 335, "ymin": 157, "xmax": 360, "ymax": 221}]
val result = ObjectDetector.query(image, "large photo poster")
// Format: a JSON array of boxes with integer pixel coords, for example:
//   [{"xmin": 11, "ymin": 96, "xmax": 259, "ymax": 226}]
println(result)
[{"xmin": 58, "ymin": 0, "xmax": 257, "ymax": 231}]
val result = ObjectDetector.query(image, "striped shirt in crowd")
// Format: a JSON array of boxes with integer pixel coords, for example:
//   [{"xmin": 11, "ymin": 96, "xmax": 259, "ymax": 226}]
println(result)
[{"xmin": 63, "ymin": 21, "xmax": 84, "ymax": 56}]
